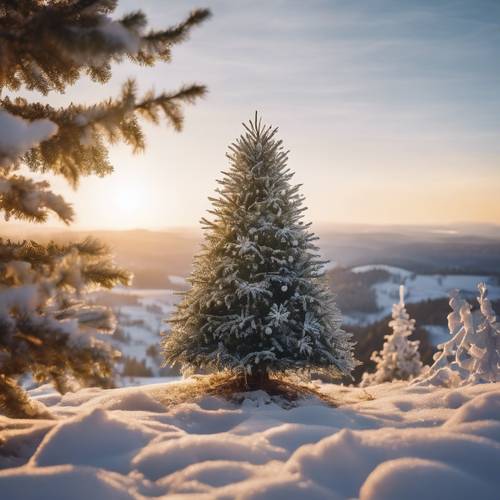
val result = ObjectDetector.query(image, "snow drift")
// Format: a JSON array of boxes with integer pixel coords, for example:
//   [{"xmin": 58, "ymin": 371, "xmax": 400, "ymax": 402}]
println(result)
[{"xmin": 1, "ymin": 380, "xmax": 499, "ymax": 499}]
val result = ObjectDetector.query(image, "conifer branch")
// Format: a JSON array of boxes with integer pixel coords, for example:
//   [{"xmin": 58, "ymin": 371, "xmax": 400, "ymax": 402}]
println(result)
[
  {"xmin": 0, "ymin": 2, "xmax": 211, "ymax": 94},
  {"xmin": 1, "ymin": 80, "xmax": 207, "ymax": 187}
]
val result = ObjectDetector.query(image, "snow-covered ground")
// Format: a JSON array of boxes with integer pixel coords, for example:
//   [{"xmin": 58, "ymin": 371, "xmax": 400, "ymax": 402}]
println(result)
[{"xmin": 1, "ymin": 380, "xmax": 499, "ymax": 499}]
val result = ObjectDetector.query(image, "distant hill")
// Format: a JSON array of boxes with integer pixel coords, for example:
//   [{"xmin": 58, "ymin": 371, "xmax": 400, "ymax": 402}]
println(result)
[
  {"xmin": 318, "ymin": 224, "xmax": 500, "ymax": 275},
  {"xmin": 3, "ymin": 223, "xmax": 500, "ymax": 288},
  {"xmin": 3, "ymin": 228, "xmax": 199, "ymax": 289}
]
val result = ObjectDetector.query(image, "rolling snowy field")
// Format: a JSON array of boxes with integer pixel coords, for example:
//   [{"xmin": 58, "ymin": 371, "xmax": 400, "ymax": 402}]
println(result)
[{"xmin": 1, "ymin": 380, "xmax": 499, "ymax": 499}]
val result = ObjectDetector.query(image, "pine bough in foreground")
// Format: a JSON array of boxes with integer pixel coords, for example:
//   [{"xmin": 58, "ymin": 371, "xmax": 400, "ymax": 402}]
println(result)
[
  {"xmin": 361, "ymin": 285, "xmax": 422, "ymax": 386},
  {"xmin": 416, "ymin": 283, "xmax": 499, "ymax": 387},
  {"xmin": 0, "ymin": 1, "xmax": 210, "ymax": 417},
  {"xmin": 162, "ymin": 114, "xmax": 357, "ymax": 386}
]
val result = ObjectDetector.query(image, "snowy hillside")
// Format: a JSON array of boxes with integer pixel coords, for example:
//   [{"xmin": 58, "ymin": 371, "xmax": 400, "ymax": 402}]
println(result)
[
  {"xmin": 92, "ymin": 288, "xmax": 181, "ymax": 378},
  {"xmin": 346, "ymin": 265, "xmax": 500, "ymax": 326},
  {"xmin": 1, "ymin": 380, "xmax": 499, "ymax": 499}
]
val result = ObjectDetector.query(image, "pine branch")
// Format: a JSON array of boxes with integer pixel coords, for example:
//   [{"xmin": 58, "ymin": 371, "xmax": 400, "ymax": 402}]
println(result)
[
  {"xmin": 0, "ymin": 3, "xmax": 211, "ymax": 94},
  {"xmin": 134, "ymin": 9, "xmax": 211, "ymax": 64},
  {"xmin": 0, "ymin": 173, "xmax": 74, "ymax": 224},
  {"xmin": 1, "ymin": 80, "xmax": 206, "ymax": 186},
  {"xmin": 0, "ymin": 237, "xmax": 130, "ymax": 289},
  {"xmin": 0, "ymin": 1, "xmax": 210, "ymax": 417}
]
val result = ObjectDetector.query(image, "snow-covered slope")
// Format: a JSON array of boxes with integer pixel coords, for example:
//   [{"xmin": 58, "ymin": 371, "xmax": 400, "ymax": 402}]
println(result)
[
  {"xmin": 102, "ymin": 288, "xmax": 179, "ymax": 376},
  {"xmin": 348, "ymin": 265, "xmax": 500, "ymax": 325},
  {"xmin": 1, "ymin": 381, "xmax": 499, "ymax": 499}
]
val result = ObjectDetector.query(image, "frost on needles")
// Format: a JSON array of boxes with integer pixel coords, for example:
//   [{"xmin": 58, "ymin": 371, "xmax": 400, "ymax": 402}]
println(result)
[
  {"xmin": 0, "ymin": 0, "xmax": 210, "ymax": 418},
  {"xmin": 361, "ymin": 285, "xmax": 422, "ymax": 386},
  {"xmin": 417, "ymin": 283, "xmax": 500, "ymax": 387},
  {"xmin": 162, "ymin": 114, "xmax": 357, "ymax": 386}
]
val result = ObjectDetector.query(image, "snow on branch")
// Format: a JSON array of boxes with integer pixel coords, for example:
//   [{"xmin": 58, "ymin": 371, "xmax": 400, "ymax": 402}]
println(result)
[
  {"xmin": 1, "ymin": 79, "xmax": 206, "ymax": 187},
  {"xmin": 0, "ymin": 173, "xmax": 74, "ymax": 223},
  {"xmin": 0, "ymin": 2, "xmax": 211, "ymax": 94},
  {"xmin": 0, "ymin": 110, "xmax": 57, "ymax": 166}
]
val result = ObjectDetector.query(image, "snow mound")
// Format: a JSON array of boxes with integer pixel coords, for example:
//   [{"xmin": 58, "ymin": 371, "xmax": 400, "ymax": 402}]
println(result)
[
  {"xmin": 286, "ymin": 426, "xmax": 500, "ymax": 498},
  {"xmin": 31, "ymin": 408, "xmax": 157, "ymax": 472},
  {"xmin": 445, "ymin": 391, "xmax": 500, "ymax": 426},
  {"xmin": 359, "ymin": 458, "xmax": 497, "ymax": 500},
  {"xmin": 0, "ymin": 465, "xmax": 136, "ymax": 500},
  {"xmin": 132, "ymin": 432, "xmax": 284, "ymax": 480},
  {"xmin": 96, "ymin": 389, "xmax": 167, "ymax": 413},
  {"xmin": 0, "ymin": 380, "xmax": 499, "ymax": 499}
]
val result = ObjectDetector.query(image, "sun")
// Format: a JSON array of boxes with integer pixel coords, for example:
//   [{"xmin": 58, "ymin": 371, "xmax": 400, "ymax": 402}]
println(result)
[{"xmin": 113, "ymin": 183, "xmax": 144, "ymax": 214}]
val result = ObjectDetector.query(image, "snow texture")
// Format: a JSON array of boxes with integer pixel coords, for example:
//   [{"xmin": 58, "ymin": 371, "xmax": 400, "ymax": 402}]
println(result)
[
  {"xmin": 1, "ymin": 380, "xmax": 499, "ymax": 499},
  {"xmin": 0, "ymin": 110, "xmax": 57, "ymax": 165}
]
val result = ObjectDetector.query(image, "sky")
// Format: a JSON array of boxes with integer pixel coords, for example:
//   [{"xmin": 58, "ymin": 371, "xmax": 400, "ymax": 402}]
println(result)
[{"xmin": 26, "ymin": 0, "xmax": 500, "ymax": 230}]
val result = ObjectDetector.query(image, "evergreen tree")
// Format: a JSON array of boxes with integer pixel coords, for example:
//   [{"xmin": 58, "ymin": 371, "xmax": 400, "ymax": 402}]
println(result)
[
  {"xmin": 0, "ymin": 0, "xmax": 210, "ymax": 417},
  {"xmin": 361, "ymin": 285, "xmax": 422, "ymax": 386},
  {"xmin": 464, "ymin": 283, "xmax": 500, "ymax": 384},
  {"xmin": 419, "ymin": 284, "xmax": 499, "ymax": 387},
  {"xmin": 415, "ymin": 288, "xmax": 467, "ymax": 387},
  {"xmin": 162, "ymin": 114, "xmax": 357, "ymax": 388}
]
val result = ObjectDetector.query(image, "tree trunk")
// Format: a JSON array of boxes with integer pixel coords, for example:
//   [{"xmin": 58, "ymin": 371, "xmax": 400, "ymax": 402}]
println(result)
[{"xmin": 246, "ymin": 370, "xmax": 269, "ymax": 390}]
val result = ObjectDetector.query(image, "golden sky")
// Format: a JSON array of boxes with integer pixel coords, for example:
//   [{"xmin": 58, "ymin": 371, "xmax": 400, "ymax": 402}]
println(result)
[{"xmin": 22, "ymin": 0, "xmax": 500, "ymax": 230}]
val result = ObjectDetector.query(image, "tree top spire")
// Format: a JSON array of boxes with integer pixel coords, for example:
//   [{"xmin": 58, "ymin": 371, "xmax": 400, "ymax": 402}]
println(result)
[{"xmin": 399, "ymin": 284, "xmax": 405, "ymax": 306}]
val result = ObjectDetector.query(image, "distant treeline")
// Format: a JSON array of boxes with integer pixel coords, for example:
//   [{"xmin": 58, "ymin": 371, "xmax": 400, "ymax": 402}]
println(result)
[{"xmin": 326, "ymin": 267, "xmax": 390, "ymax": 313}]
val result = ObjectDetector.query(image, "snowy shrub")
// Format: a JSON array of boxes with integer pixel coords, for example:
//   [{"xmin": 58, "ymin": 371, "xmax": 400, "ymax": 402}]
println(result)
[{"xmin": 162, "ymin": 114, "xmax": 357, "ymax": 387}]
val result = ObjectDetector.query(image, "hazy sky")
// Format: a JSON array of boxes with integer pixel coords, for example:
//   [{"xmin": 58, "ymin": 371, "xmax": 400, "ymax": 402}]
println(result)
[{"xmin": 32, "ymin": 0, "xmax": 500, "ymax": 229}]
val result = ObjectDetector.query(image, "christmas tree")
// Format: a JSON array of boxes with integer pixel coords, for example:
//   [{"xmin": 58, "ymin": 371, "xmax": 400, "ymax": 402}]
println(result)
[
  {"xmin": 419, "ymin": 283, "xmax": 499, "ymax": 387},
  {"xmin": 361, "ymin": 285, "xmax": 422, "ymax": 386},
  {"xmin": 162, "ymin": 114, "xmax": 357, "ymax": 388},
  {"xmin": 0, "ymin": 1, "xmax": 210, "ymax": 417}
]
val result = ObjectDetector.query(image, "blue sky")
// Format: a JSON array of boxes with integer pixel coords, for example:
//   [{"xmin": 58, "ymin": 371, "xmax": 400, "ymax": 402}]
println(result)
[{"xmin": 40, "ymin": 0, "xmax": 500, "ymax": 229}]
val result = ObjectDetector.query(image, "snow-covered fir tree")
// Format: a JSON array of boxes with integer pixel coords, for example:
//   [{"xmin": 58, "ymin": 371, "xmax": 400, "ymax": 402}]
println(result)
[
  {"xmin": 361, "ymin": 285, "xmax": 422, "ymax": 386},
  {"xmin": 0, "ymin": 0, "xmax": 210, "ymax": 417},
  {"xmin": 415, "ymin": 288, "xmax": 467, "ymax": 387},
  {"xmin": 162, "ymin": 114, "xmax": 357, "ymax": 388},
  {"xmin": 464, "ymin": 283, "xmax": 500, "ymax": 384},
  {"xmin": 418, "ymin": 283, "xmax": 499, "ymax": 387}
]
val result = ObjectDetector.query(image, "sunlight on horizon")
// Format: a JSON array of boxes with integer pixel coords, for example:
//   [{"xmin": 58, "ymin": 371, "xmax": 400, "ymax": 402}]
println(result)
[{"xmin": 17, "ymin": 0, "xmax": 500, "ymax": 232}]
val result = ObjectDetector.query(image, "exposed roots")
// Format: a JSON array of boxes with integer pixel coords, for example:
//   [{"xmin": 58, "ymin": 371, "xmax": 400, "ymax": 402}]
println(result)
[{"xmin": 150, "ymin": 372, "xmax": 338, "ymax": 408}]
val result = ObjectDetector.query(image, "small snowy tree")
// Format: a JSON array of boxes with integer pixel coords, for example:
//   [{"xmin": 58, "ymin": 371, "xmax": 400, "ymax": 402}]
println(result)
[
  {"xmin": 0, "ymin": 1, "xmax": 210, "ymax": 417},
  {"xmin": 162, "ymin": 114, "xmax": 357, "ymax": 388},
  {"xmin": 414, "ymin": 288, "xmax": 467, "ymax": 387},
  {"xmin": 361, "ymin": 285, "xmax": 422, "ymax": 386},
  {"xmin": 419, "ymin": 284, "xmax": 499, "ymax": 387},
  {"xmin": 464, "ymin": 283, "xmax": 500, "ymax": 384}
]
